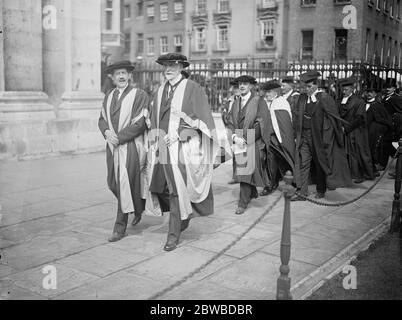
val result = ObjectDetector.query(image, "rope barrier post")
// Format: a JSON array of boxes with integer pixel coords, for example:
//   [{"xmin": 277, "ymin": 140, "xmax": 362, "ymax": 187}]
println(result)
[
  {"xmin": 276, "ymin": 171, "xmax": 295, "ymax": 300},
  {"xmin": 390, "ymin": 139, "xmax": 402, "ymax": 233}
]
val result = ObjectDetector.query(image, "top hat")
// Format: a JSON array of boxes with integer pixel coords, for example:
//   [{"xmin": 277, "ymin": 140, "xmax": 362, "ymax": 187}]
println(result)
[
  {"xmin": 260, "ymin": 80, "xmax": 281, "ymax": 91},
  {"xmin": 299, "ymin": 71, "xmax": 321, "ymax": 83},
  {"xmin": 104, "ymin": 60, "xmax": 135, "ymax": 75},
  {"xmin": 234, "ymin": 75, "xmax": 258, "ymax": 85},
  {"xmin": 156, "ymin": 53, "xmax": 190, "ymax": 68},
  {"xmin": 385, "ymin": 78, "xmax": 397, "ymax": 88}
]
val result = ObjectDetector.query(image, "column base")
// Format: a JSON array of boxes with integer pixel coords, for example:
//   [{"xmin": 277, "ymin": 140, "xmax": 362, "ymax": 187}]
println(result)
[
  {"xmin": 59, "ymin": 91, "xmax": 104, "ymax": 119},
  {"xmin": 0, "ymin": 91, "xmax": 55, "ymax": 121}
]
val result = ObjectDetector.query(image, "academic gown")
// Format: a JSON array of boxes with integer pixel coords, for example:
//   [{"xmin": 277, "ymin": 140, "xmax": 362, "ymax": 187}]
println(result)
[
  {"xmin": 294, "ymin": 92, "xmax": 352, "ymax": 189},
  {"xmin": 98, "ymin": 86, "xmax": 149, "ymax": 214},
  {"xmin": 339, "ymin": 94, "xmax": 374, "ymax": 181},
  {"xmin": 226, "ymin": 94, "xmax": 270, "ymax": 188}
]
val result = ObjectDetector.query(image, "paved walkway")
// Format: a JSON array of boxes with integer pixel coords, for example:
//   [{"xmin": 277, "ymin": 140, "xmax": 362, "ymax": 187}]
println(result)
[{"xmin": 0, "ymin": 152, "xmax": 395, "ymax": 300}]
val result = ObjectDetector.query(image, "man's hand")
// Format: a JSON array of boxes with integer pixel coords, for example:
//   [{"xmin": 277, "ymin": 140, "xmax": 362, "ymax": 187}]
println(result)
[
  {"xmin": 163, "ymin": 134, "xmax": 179, "ymax": 148},
  {"xmin": 105, "ymin": 130, "xmax": 119, "ymax": 147}
]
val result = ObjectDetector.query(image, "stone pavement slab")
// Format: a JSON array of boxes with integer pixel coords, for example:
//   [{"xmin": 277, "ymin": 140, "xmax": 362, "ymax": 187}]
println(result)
[
  {"xmin": 0, "ymin": 153, "xmax": 396, "ymax": 300},
  {"xmin": 56, "ymin": 245, "xmax": 149, "ymax": 277},
  {"xmin": 4, "ymin": 263, "xmax": 100, "ymax": 299}
]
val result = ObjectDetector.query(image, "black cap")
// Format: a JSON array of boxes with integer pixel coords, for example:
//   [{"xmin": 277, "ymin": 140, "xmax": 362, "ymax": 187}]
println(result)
[
  {"xmin": 281, "ymin": 76, "xmax": 295, "ymax": 84},
  {"xmin": 260, "ymin": 80, "xmax": 281, "ymax": 91},
  {"xmin": 300, "ymin": 71, "xmax": 321, "ymax": 84},
  {"xmin": 385, "ymin": 78, "xmax": 397, "ymax": 88},
  {"xmin": 156, "ymin": 53, "xmax": 190, "ymax": 68},
  {"xmin": 234, "ymin": 75, "xmax": 258, "ymax": 85},
  {"xmin": 104, "ymin": 60, "xmax": 135, "ymax": 75}
]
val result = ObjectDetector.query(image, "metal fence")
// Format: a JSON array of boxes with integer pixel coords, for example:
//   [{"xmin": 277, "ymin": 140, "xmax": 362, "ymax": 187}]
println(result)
[{"xmin": 131, "ymin": 59, "xmax": 402, "ymax": 112}]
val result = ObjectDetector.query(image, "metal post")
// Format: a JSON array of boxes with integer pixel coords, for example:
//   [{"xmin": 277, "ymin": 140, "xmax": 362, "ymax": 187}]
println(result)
[
  {"xmin": 276, "ymin": 171, "xmax": 295, "ymax": 300},
  {"xmin": 390, "ymin": 139, "xmax": 402, "ymax": 233}
]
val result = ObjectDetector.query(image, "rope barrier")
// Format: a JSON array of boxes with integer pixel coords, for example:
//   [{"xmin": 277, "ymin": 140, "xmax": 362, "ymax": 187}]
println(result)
[
  {"xmin": 148, "ymin": 193, "xmax": 284, "ymax": 300},
  {"xmin": 294, "ymin": 154, "xmax": 397, "ymax": 207}
]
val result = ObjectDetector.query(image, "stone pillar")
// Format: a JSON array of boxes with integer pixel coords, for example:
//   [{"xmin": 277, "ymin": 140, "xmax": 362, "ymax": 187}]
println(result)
[
  {"xmin": 0, "ymin": 0, "xmax": 54, "ymax": 121},
  {"xmin": 58, "ymin": 0, "xmax": 104, "ymax": 119}
]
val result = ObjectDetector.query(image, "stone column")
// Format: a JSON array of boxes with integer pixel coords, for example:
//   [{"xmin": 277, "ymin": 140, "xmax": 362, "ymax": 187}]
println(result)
[
  {"xmin": 58, "ymin": 0, "xmax": 104, "ymax": 119},
  {"xmin": 0, "ymin": 0, "xmax": 54, "ymax": 121}
]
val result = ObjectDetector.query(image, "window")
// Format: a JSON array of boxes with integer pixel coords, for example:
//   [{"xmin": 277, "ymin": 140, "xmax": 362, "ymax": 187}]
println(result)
[
  {"xmin": 105, "ymin": 0, "xmax": 113, "ymax": 30},
  {"xmin": 137, "ymin": 1, "xmax": 144, "ymax": 16},
  {"xmin": 124, "ymin": 4, "xmax": 131, "ymax": 19},
  {"xmin": 137, "ymin": 33, "xmax": 144, "ymax": 54},
  {"xmin": 124, "ymin": 33, "xmax": 131, "ymax": 53},
  {"xmin": 147, "ymin": 3, "xmax": 155, "ymax": 23},
  {"xmin": 217, "ymin": 25, "xmax": 229, "ymax": 50},
  {"xmin": 390, "ymin": 0, "xmax": 394, "ymax": 17},
  {"xmin": 174, "ymin": 35, "xmax": 183, "ymax": 53},
  {"xmin": 334, "ymin": 0, "xmax": 351, "ymax": 4},
  {"xmin": 377, "ymin": 0, "xmax": 381, "ymax": 10},
  {"xmin": 388, "ymin": 36, "xmax": 392, "ymax": 62},
  {"xmin": 195, "ymin": 27, "xmax": 206, "ymax": 51},
  {"xmin": 160, "ymin": 36, "xmax": 169, "ymax": 54},
  {"xmin": 384, "ymin": 0, "xmax": 388, "ymax": 12},
  {"xmin": 394, "ymin": 40, "xmax": 398, "ymax": 66},
  {"xmin": 196, "ymin": 0, "xmax": 207, "ymax": 14},
  {"xmin": 261, "ymin": 20, "xmax": 275, "ymax": 46},
  {"xmin": 374, "ymin": 32, "xmax": 379, "ymax": 60},
  {"xmin": 365, "ymin": 28, "xmax": 371, "ymax": 60},
  {"xmin": 397, "ymin": 0, "xmax": 401, "ymax": 19},
  {"xmin": 147, "ymin": 38, "xmax": 155, "ymax": 55},
  {"xmin": 301, "ymin": 30, "xmax": 314, "ymax": 60},
  {"xmin": 335, "ymin": 29, "xmax": 348, "ymax": 59},
  {"xmin": 301, "ymin": 0, "xmax": 316, "ymax": 6},
  {"xmin": 218, "ymin": 0, "xmax": 230, "ymax": 13},
  {"xmin": 381, "ymin": 34, "xmax": 386, "ymax": 63},
  {"xmin": 160, "ymin": 3, "xmax": 168, "ymax": 21}
]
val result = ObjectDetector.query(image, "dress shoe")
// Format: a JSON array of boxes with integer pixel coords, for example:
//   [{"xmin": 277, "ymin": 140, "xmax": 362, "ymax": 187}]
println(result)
[
  {"xmin": 260, "ymin": 185, "xmax": 277, "ymax": 197},
  {"xmin": 314, "ymin": 192, "xmax": 325, "ymax": 199},
  {"xmin": 376, "ymin": 165, "xmax": 385, "ymax": 171},
  {"xmin": 235, "ymin": 207, "xmax": 246, "ymax": 215},
  {"xmin": 290, "ymin": 195, "xmax": 306, "ymax": 202},
  {"xmin": 374, "ymin": 171, "xmax": 380, "ymax": 178},
  {"xmin": 353, "ymin": 179, "xmax": 364, "ymax": 184},
  {"xmin": 108, "ymin": 233, "xmax": 125, "ymax": 242},
  {"xmin": 388, "ymin": 172, "xmax": 396, "ymax": 179},
  {"xmin": 163, "ymin": 241, "xmax": 177, "ymax": 252},
  {"xmin": 131, "ymin": 214, "xmax": 142, "ymax": 227},
  {"xmin": 181, "ymin": 219, "xmax": 190, "ymax": 232}
]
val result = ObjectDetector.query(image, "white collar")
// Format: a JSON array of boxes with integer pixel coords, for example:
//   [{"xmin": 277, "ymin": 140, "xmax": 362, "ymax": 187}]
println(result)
[
  {"xmin": 117, "ymin": 83, "xmax": 129, "ymax": 94},
  {"xmin": 240, "ymin": 91, "xmax": 252, "ymax": 105},
  {"xmin": 367, "ymin": 98, "xmax": 376, "ymax": 103},
  {"xmin": 308, "ymin": 89, "xmax": 321, "ymax": 103},
  {"xmin": 168, "ymin": 74, "xmax": 183, "ymax": 87},
  {"xmin": 341, "ymin": 94, "xmax": 353, "ymax": 104}
]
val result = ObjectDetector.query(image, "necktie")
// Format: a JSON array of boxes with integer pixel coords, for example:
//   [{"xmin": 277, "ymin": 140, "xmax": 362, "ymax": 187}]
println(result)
[{"xmin": 111, "ymin": 89, "xmax": 119, "ymax": 113}]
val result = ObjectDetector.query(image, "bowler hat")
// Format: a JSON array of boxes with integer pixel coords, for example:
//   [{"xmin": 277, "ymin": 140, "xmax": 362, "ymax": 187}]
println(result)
[
  {"xmin": 235, "ymin": 75, "xmax": 258, "ymax": 85},
  {"xmin": 156, "ymin": 53, "xmax": 190, "ymax": 68},
  {"xmin": 104, "ymin": 60, "xmax": 135, "ymax": 75},
  {"xmin": 299, "ymin": 71, "xmax": 321, "ymax": 84},
  {"xmin": 260, "ymin": 80, "xmax": 281, "ymax": 91},
  {"xmin": 281, "ymin": 76, "xmax": 295, "ymax": 84},
  {"xmin": 385, "ymin": 77, "xmax": 397, "ymax": 88}
]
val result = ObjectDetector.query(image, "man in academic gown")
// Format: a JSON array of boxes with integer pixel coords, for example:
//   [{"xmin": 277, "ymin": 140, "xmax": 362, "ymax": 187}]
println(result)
[
  {"xmin": 222, "ymin": 79, "xmax": 241, "ymax": 185},
  {"xmin": 292, "ymin": 71, "xmax": 352, "ymax": 201},
  {"xmin": 338, "ymin": 77, "xmax": 374, "ymax": 183},
  {"xmin": 226, "ymin": 75, "xmax": 270, "ymax": 215},
  {"xmin": 259, "ymin": 80, "xmax": 295, "ymax": 196},
  {"xmin": 364, "ymin": 82, "xmax": 393, "ymax": 176},
  {"xmin": 98, "ymin": 60, "xmax": 150, "ymax": 242},
  {"xmin": 146, "ymin": 53, "xmax": 219, "ymax": 252}
]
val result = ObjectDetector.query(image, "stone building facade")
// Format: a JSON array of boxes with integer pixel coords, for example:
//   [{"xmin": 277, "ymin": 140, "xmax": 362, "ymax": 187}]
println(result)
[{"xmin": 0, "ymin": 0, "xmax": 104, "ymax": 159}]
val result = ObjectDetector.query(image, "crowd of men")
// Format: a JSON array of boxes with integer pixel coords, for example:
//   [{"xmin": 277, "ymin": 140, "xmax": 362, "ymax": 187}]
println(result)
[
  {"xmin": 98, "ymin": 53, "xmax": 402, "ymax": 252},
  {"xmin": 222, "ymin": 71, "xmax": 402, "ymax": 211}
]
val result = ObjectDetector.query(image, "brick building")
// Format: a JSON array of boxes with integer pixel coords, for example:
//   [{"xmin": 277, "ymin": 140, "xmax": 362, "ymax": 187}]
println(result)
[{"xmin": 286, "ymin": 0, "xmax": 402, "ymax": 66}]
